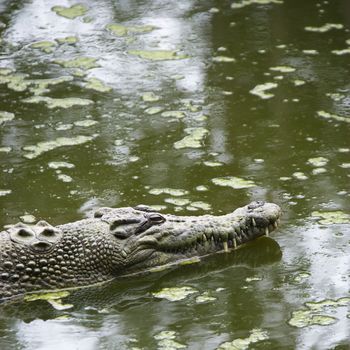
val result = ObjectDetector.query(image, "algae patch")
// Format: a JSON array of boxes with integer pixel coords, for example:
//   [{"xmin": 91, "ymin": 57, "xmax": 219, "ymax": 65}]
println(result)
[
  {"xmin": 145, "ymin": 106, "xmax": 164, "ymax": 115},
  {"xmin": 129, "ymin": 50, "xmax": 189, "ymax": 61},
  {"xmin": 212, "ymin": 176, "xmax": 256, "ymax": 189},
  {"xmin": 52, "ymin": 4, "xmax": 88, "ymax": 19},
  {"xmin": 250, "ymin": 82, "xmax": 278, "ymax": 99},
  {"xmin": 54, "ymin": 57, "xmax": 99, "ymax": 70},
  {"xmin": 142, "ymin": 92, "xmax": 160, "ymax": 102},
  {"xmin": 161, "ymin": 111, "xmax": 185, "ymax": 119},
  {"xmin": 154, "ymin": 331, "xmax": 186, "ymax": 349},
  {"xmin": 288, "ymin": 297, "xmax": 350, "ymax": 328},
  {"xmin": 305, "ymin": 23, "xmax": 344, "ymax": 33},
  {"xmin": 311, "ymin": 211, "xmax": 350, "ymax": 225},
  {"xmin": 106, "ymin": 23, "xmax": 156, "ymax": 36},
  {"xmin": 317, "ymin": 111, "xmax": 350, "ymax": 123},
  {"xmin": 307, "ymin": 157, "xmax": 328, "ymax": 167},
  {"xmin": 269, "ymin": 66, "xmax": 295, "ymax": 73},
  {"xmin": 23, "ymin": 96, "xmax": 93, "ymax": 109},
  {"xmin": 30, "ymin": 40, "xmax": 57, "ymax": 53},
  {"xmin": 212, "ymin": 56, "xmax": 236, "ymax": 63},
  {"xmin": 231, "ymin": 0, "xmax": 282, "ymax": 9},
  {"xmin": 25, "ymin": 291, "xmax": 73, "ymax": 311},
  {"xmin": 152, "ymin": 286, "xmax": 198, "ymax": 301},
  {"xmin": 0, "ymin": 190, "xmax": 12, "ymax": 197},
  {"xmin": 217, "ymin": 328, "xmax": 269, "ymax": 349},
  {"xmin": 174, "ymin": 127, "xmax": 208, "ymax": 149},
  {"xmin": 23, "ymin": 135, "xmax": 96, "ymax": 159},
  {"xmin": 84, "ymin": 78, "xmax": 112, "ymax": 92},
  {"xmin": 0, "ymin": 111, "xmax": 15, "ymax": 124},
  {"xmin": 149, "ymin": 188, "xmax": 189, "ymax": 196}
]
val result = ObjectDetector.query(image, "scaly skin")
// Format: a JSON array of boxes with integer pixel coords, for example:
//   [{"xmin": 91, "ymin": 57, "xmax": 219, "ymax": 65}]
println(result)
[{"xmin": 0, "ymin": 201, "xmax": 281, "ymax": 301}]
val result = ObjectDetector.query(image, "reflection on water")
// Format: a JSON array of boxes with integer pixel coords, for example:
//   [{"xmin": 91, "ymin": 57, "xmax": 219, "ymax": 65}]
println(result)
[{"xmin": 1, "ymin": 0, "xmax": 350, "ymax": 348}]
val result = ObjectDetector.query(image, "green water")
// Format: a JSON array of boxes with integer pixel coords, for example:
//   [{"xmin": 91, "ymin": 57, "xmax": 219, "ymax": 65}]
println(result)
[{"xmin": 0, "ymin": 0, "xmax": 349, "ymax": 348}]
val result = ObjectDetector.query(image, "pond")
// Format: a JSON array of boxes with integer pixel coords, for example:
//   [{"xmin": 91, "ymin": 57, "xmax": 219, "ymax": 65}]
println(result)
[{"xmin": 0, "ymin": 0, "xmax": 349, "ymax": 349}]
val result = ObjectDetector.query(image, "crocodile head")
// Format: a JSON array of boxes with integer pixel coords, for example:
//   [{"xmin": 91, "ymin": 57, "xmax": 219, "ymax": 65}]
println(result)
[
  {"xmin": 0, "ymin": 201, "xmax": 281, "ymax": 300},
  {"xmin": 95, "ymin": 201, "xmax": 282, "ymax": 276}
]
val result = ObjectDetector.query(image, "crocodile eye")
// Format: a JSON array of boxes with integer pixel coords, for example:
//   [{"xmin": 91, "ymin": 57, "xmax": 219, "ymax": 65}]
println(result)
[{"xmin": 148, "ymin": 213, "xmax": 165, "ymax": 224}]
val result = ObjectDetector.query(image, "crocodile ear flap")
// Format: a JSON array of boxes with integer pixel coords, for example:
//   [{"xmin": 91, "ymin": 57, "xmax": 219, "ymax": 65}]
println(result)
[{"xmin": 133, "ymin": 205, "xmax": 158, "ymax": 213}]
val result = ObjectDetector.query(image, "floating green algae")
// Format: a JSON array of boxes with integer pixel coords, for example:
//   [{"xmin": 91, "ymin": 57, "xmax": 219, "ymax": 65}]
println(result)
[
  {"xmin": 212, "ymin": 176, "xmax": 256, "ymax": 189},
  {"xmin": 0, "ymin": 190, "xmax": 12, "ymax": 197},
  {"xmin": 331, "ymin": 48, "xmax": 350, "ymax": 55},
  {"xmin": 307, "ymin": 157, "xmax": 328, "ymax": 167},
  {"xmin": 129, "ymin": 50, "xmax": 189, "ymax": 61},
  {"xmin": 52, "ymin": 4, "xmax": 88, "ymax": 19},
  {"xmin": 161, "ymin": 111, "xmax": 185, "ymax": 119},
  {"xmin": 174, "ymin": 127, "xmax": 209, "ymax": 149},
  {"xmin": 0, "ymin": 67, "xmax": 13, "ymax": 76},
  {"xmin": 212, "ymin": 56, "xmax": 236, "ymax": 63},
  {"xmin": 84, "ymin": 78, "xmax": 112, "ymax": 92},
  {"xmin": 195, "ymin": 292, "xmax": 216, "ymax": 303},
  {"xmin": 326, "ymin": 93, "xmax": 345, "ymax": 102},
  {"xmin": 54, "ymin": 56, "xmax": 99, "ymax": 70},
  {"xmin": 249, "ymin": 82, "xmax": 278, "ymax": 99},
  {"xmin": 48, "ymin": 161, "xmax": 75, "ymax": 169},
  {"xmin": 30, "ymin": 40, "xmax": 57, "ymax": 53},
  {"xmin": 293, "ymin": 272, "xmax": 310, "ymax": 283},
  {"xmin": 152, "ymin": 286, "xmax": 198, "ymax": 301},
  {"xmin": 302, "ymin": 49, "xmax": 319, "ymax": 55},
  {"xmin": 25, "ymin": 291, "xmax": 73, "ymax": 310},
  {"xmin": 23, "ymin": 135, "xmax": 96, "ymax": 159},
  {"xmin": 231, "ymin": 0, "xmax": 282, "ymax": 9},
  {"xmin": 339, "ymin": 163, "xmax": 350, "ymax": 169},
  {"xmin": 189, "ymin": 201, "xmax": 211, "ymax": 211},
  {"xmin": 317, "ymin": 111, "xmax": 350, "ymax": 123},
  {"xmin": 164, "ymin": 198, "xmax": 190, "ymax": 206},
  {"xmin": 23, "ymin": 96, "xmax": 93, "ymax": 109},
  {"xmin": 57, "ymin": 174, "xmax": 73, "ymax": 183},
  {"xmin": 288, "ymin": 297, "xmax": 350, "ymax": 328},
  {"xmin": 311, "ymin": 211, "xmax": 350, "ymax": 225},
  {"xmin": 203, "ymin": 161, "xmax": 223, "ymax": 167},
  {"xmin": 217, "ymin": 329, "xmax": 269, "ymax": 350},
  {"xmin": 106, "ymin": 23, "xmax": 156, "ymax": 36},
  {"xmin": 55, "ymin": 36, "xmax": 79, "ymax": 45},
  {"xmin": 154, "ymin": 331, "xmax": 186, "ymax": 350},
  {"xmin": 0, "ymin": 111, "xmax": 14, "ymax": 124},
  {"xmin": 0, "ymin": 73, "xmax": 31, "ymax": 92},
  {"xmin": 29, "ymin": 76, "xmax": 74, "ymax": 95},
  {"xmin": 74, "ymin": 120, "xmax": 98, "ymax": 127},
  {"xmin": 292, "ymin": 172, "xmax": 308, "ymax": 180},
  {"xmin": 145, "ymin": 106, "xmax": 164, "ymax": 115},
  {"xmin": 0, "ymin": 147, "xmax": 12, "ymax": 153},
  {"xmin": 269, "ymin": 66, "xmax": 295, "ymax": 73},
  {"xmin": 312, "ymin": 167, "xmax": 327, "ymax": 175},
  {"xmin": 142, "ymin": 91, "xmax": 160, "ymax": 102},
  {"xmin": 20, "ymin": 214, "xmax": 36, "ymax": 224},
  {"xmin": 196, "ymin": 185, "xmax": 209, "ymax": 192},
  {"xmin": 305, "ymin": 23, "xmax": 344, "ymax": 33},
  {"xmin": 149, "ymin": 188, "xmax": 189, "ymax": 196}
]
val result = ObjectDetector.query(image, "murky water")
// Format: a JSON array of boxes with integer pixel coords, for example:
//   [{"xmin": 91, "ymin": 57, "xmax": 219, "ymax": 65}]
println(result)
[{"xmin": 1, "ymin": 0, "xmax": 350, "ymax": 349}]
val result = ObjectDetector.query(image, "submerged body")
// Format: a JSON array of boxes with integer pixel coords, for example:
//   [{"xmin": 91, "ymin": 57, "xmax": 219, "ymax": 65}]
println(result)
[{"xmin": 0, "ymin": 201, "xmax": 281, "ymax": 301}]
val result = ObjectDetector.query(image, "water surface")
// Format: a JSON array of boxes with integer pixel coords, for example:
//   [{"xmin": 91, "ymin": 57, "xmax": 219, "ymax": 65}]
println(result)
[{"xmin": 0, "ymin": 0, "xmax": 350, "ymax": 349}]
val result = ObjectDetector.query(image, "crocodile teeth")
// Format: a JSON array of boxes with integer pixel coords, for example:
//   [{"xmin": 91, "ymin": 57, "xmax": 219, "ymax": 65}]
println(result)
[
  {"xmin": 233, "ymin": 238, "xmax": 237, "ymax": 249},
  {"xmin": 274, "ymin": 221, "xmax": 278, "ymax": 229},
  {"xmin": 265, "ymin": 227, "xmax": 269, "ymax": 237},
  {"xmin": 121, "ymin": 250, "xmax": 127, "ymax": 258},
  {"xmin": 223, "ymin": 241, "xmax": 228, "ymax": 252},
  {"xmin": 252, "ymin": 218, "xmax": 256, "ymax": 227},
  {"xmin": 202, "ymin": 234, "xmax": 207, "ymax": 242}
]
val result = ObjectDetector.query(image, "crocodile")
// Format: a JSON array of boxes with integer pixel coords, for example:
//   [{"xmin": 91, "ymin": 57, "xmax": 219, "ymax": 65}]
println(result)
[{"xmin": 0, "ymin": 201, "xmax": 281, "ymax": 301}]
